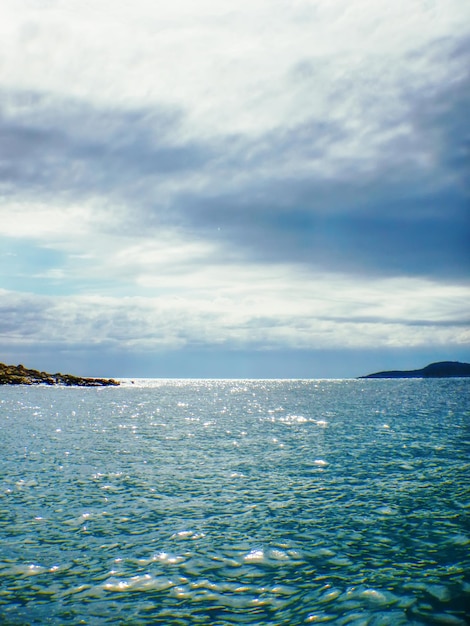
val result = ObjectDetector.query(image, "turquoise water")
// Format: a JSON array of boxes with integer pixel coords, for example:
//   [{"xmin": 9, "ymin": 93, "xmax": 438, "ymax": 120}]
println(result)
[{"xmin": 0, "ymin": 379, "xmax": 469, "ymax": 625}]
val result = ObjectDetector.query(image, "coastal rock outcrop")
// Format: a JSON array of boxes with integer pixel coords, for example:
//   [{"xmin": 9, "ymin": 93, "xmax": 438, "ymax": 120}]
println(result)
[
  {"xmin": 360, "ymin": 361, "xmax": 470, "ymax": 379},
  {"xmin": 0, "ymin": 362, "xmax": 120, "ymax": 386}
]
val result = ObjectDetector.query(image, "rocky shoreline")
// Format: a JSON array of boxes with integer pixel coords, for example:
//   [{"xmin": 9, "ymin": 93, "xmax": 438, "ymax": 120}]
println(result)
[{"xmin": 0, "ymin": 362, "xmax": 120, "ymax": 386}]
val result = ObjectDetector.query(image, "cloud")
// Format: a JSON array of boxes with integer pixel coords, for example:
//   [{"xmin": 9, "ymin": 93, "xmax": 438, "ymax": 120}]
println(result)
[
  {"xmin": 0, "ymin": 0, "xmax": 469, "ymax": 373},
  {"xmin": 2, "ymin": 0, "xmax": 468, "ymax": 136},
  {"xmin": 1, "ymin": 34, "xmax": 469, "ymax": 282},
  {"xmin": 1, "ymin": 266, "xmax": 469, "ymax": 357}
]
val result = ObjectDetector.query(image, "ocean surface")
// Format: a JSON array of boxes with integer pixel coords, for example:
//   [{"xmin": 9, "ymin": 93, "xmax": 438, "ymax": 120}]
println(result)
[{"xmin": 0, "ymin": 379, "xmax": 469, "ymax": 625}]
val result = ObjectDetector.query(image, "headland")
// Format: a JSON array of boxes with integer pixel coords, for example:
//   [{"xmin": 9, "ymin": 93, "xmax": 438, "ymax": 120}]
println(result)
[
  {"xmin": 360, "ymin": 361, "xmax": 470, "ymax": 379},
  {"xmin": 0, "ymin": 362, "xmax": 120, "ymax": 386}
]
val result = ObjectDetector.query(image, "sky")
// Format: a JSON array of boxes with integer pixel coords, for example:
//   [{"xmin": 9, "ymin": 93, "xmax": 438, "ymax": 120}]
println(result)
[{"xmin": 0, "ymin": 0, "xmax": 469, "ymax": 378}]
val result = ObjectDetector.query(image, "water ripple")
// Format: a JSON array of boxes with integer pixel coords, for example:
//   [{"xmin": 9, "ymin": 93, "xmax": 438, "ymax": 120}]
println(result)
[{"xmin": 0, "ymin": 380, "xmax": 469, "ymax": 624}]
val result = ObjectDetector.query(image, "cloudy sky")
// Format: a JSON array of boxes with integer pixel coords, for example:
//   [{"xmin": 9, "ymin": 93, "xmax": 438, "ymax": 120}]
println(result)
[{"xmin": 1, "ymin": 0, "xmax": 469, "ymax": 378}]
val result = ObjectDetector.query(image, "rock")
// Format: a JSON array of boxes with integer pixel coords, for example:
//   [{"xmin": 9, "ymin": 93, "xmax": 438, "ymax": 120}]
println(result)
[{"xmin": 0, "ymin": 361, "xmax": 119, "ymax": 387}]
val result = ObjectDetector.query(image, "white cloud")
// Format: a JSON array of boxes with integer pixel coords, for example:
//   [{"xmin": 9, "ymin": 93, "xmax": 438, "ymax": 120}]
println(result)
[
  {"xmin": 1, "ymin": 258, "xmax": 468, "ymax": 352},
  {"xmin": 1, "ymin": 187, "xmax": 468, "ymax": 352},
  {"xmin": 1, "ymin": 0, "xmax": 468, "ymax": 140},
  {"xmin": 0, "ymin": 201, "xmax": 96, "ymax": 239}
]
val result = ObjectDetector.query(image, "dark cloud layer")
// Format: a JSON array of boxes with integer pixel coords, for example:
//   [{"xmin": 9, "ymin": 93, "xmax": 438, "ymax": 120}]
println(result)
[{"xmin": 1, "ymin": 35, "xmax": 469, "ymax": 281}]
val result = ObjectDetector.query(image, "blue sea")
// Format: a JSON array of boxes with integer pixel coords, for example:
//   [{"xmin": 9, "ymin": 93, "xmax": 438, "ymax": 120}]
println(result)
[{"xmin": 1, "ymin": 379, "xmax": 469, "ymax": 625}]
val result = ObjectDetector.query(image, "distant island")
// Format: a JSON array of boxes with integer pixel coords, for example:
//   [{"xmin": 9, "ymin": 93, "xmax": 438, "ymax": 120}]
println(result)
[
  {"xmin": 0, "ymin": 362, "xmax": 120, "ymax": 386},
  {"xmin": 360, "ymin": 361, "xmax": 470, "ymax": 379}
]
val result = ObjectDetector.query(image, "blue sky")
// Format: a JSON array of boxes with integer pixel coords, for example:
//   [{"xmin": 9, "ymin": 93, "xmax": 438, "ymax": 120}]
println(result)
[{"xmin": 1, "ymin": 0, "xmax": 469, "ymax": 378}]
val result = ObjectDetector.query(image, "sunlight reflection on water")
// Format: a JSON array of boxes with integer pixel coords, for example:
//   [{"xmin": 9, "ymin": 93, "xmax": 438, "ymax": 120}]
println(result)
[{"xmin": 0, "ymin": 379, "xmax": 469, "ymax": 624}]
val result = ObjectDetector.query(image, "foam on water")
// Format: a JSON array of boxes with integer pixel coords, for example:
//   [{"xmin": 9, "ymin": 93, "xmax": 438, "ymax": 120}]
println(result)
[{"xmin": 0, "ymin": 379, "xmax": 469, "ymax": 624}]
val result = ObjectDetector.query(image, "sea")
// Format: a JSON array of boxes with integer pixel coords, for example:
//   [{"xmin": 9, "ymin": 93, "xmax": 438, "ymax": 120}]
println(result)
[{"xmin": 0, "ymin": 379, "xmax": 469, "ymax": 625}]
